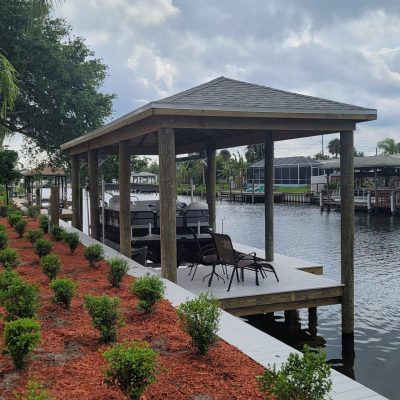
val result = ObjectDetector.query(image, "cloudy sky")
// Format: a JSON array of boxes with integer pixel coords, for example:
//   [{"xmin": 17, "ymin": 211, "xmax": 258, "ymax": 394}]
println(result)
[{"xmin": 6, "ymin": 0, "xmax": 400, "ymax": 160}]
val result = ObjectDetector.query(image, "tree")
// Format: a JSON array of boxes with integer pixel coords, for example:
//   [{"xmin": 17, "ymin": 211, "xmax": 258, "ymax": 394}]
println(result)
[
  {"xmin": 245, "ymin": 143, "xmax": 264, "ymax": 164},
  {"xmin": 0, "ymin": 53, "xmax": 19, "ymax": 119},
  {"xmin": 377, "ymin": 138, "xmax": 400, "ymax": 155},
  {"xmin": 0, "ymin": 149, "xmax": 22, "ymax": 204},
  {"xmin": 313, "ymin": 152, "xmax": 330, "ymax": 160},
  {"xmin": 218, "ymin": 149, "xmax": 231, "ymax": 160},
  {"xmin": 328, "ymin": 138, "xmax": 340, "ymax": 158},
  {"xmin": 0, "ymin": 1, "xmax": 115, "ymax": 163}
]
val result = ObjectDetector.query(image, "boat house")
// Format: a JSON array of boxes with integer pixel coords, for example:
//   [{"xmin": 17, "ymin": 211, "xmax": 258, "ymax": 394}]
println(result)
[{"xmin": 61, "ymin": 76, "xmax": 377, "ymax": 335}]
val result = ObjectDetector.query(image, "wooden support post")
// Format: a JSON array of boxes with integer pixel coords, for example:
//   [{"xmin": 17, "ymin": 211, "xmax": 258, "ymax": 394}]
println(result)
[
  {"xmin": 49, "ymin": 185, "xmax": 60, "ymax": 229},
  {"xmin": 35, "ymin": 187, "xmax": 41, "ymax": 207},
  {"xmin": 308, "ymin": 307, "xmax": 318, "ymax": 336},
  {"xmin": 119, "ymin": 140, "xmax": 132, "ymax": 257},
  {"xmin": 63, "ymin": 176, "xmax": 68, "ymax": 208},
  {"xmin": 71, "ymin": 155, "xmax": 82, "ymax": 230},
  {"xmin": 88, "ymin": 149, "xmax": 100, "ymax": 240},
  {"xmin": 206, "ymin": 144, "xmax": 216, "ymax": 230},
  {"xmin": 264, "ymin": 136, "xmax": 274, "ymax": 261},
  {"xmin": 158, "ymin": 127, "xmax": 177, "ymax": 282},
  {"xmin": 340, "ymin": 130, "xmax": 354, "ymax": 335}
]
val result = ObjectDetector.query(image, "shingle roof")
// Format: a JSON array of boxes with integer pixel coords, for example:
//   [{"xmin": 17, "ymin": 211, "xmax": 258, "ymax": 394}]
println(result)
[
  {"xmin": 320, "ymin": 155, "xmax": 400, "ymax": 170},
  {"xmin": 23, "ymin": 166, "xmax": 65, "ymax": 176},
  {"xmin": 155, "ymin": 76, "xmax": 375, "ymax": 114},
  {"xmin": 250, "ymin": 156, "xmax": 322, "ymax": 168}
]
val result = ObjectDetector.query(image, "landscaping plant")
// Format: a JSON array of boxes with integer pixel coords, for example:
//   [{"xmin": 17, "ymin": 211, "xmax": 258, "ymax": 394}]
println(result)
[
  {"xmin": 34, "ymin": 239, "xmax": 52, "ymax": 258},
  {"xmin": 0, "ymin": 230, "xmax": 8, "ymax": 249},
  {"xmin": 49, "ymin": 278, "xmax": 78, "ymax": 308},
  {"xmin": 0, "ymin": 205, "xmax": 9, "ymax": 217},
  {"xmin": 40, "ymin": 254, "xmax": 61, "ymax": 280},
  {"xmin": 103, "ymin": 340, "xmax": 157, "ymax": 400},
  {"xmin": 25, "ymin": 228, "xmax": 44, "ymax": 243},
  {"xmin": 107, "ymin": 257, "xmax": 129, "ymax": 288},
  {"xmin": 84, "ymin": 243, "xmax": 104, "ymax": 267},
  {"xmin": 84, "ymin": 295, "xmax": 122, "ymax": 342},
  {"xmin": 0, "ymin": 247, "xmax": 19, "ymax": 268},
  {"xmin": 0, "ymin": 269, "xmax": 22, "ymax": 292},
  {"xmin": 39, "ymin": 214, "xmax": 49, "ymax": 233},
  {"xmin": 27, "ymin": 205, "xmax": 40, "ymax": 218},
  {"xmin": 0, "ymin": 280, "xmax": 39, "ymax": 319},
  {"xmin": 177, "ymin": 292, "xmax": 221, "ymax": 355},
  {"xmin": 64, "ymin": 232, "xmax": 80, "ymax": 253},
  {"xmin": 51, "ymin": 225, "xmax": 65, "ymax": 241},
  {"xmin": 15, "ymin": 378, "xmax": 55, "ymax": 400},
  {"xmin": 257, "ymin": 345, "xmax": 332, "ymax": 400},
  {"xmin": 4, "ymin": 318, "xmax": 41, "ymax": 370},
  {"xmin": 8, "ymin": 212, "xmax": 22, "ymax": 227},
  {"xmin": 14, "ymin": 218, "xmax": 27, "ymax": 237},
  {"xmin": 131, "ymin": 274, "xmax": 165, "ymax": 314}
]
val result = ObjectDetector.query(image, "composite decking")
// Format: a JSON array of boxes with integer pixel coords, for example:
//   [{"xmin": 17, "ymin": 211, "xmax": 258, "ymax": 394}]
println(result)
[{"xmin": 56, "ymin": 220, "xmax": 387, "ymax": 400}]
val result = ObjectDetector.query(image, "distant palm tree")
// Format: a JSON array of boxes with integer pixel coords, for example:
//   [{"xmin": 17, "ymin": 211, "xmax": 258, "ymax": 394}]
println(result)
[
  {"xmin": 328, "ymin": 138, "xmax": 340, "ymax": 158},
  {"xmin": 377, "ymin": 138, "xmax": 400, "ymax": 155}
]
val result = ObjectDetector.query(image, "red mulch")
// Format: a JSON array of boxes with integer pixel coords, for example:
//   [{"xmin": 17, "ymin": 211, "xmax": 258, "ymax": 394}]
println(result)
[{"xmin": 0, "ymin": 217, "xmax": 265, "ymax": 399}]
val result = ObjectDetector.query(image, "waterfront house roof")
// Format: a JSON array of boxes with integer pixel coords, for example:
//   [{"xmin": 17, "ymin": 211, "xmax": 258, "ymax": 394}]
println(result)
[
  {"xmin": 320, "ymin": 155, "xmax": 400, "ymax": 170},
  {"xmin": 61, "ymin": 76, "xmax": 377, "ymax": 156},
  {"xmin": 250, "ymin": 156, "xmax": 322, "ymax": 168}
]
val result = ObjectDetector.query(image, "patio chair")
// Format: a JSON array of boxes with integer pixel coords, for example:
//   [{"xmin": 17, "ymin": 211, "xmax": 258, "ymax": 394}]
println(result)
[
  {"xmin": 212, "ymin": 232, "xmax": 279, "ymax": 291},
  {"xmin": 188, "ymin": 228, "xmax": 227, "ymax": 286}
]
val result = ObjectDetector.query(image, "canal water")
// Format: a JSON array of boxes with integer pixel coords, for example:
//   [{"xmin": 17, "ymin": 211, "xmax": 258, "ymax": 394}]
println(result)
[{"xmin": 215, "ymin": 200, "xmax": 400, "ymax": 400}]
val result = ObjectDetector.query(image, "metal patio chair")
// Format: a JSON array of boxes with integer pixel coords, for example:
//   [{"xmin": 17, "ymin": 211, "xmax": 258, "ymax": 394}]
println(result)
[
  {"xmin": 188, "ymin": 228, "xmax": 228, "ymax": 286},
  {"xmin": 213, "ymin": 232, "xmax": 279, "ymax": 291}
]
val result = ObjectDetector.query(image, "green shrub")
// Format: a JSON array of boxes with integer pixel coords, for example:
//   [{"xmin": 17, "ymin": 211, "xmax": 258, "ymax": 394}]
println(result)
[
  {"xmin": 4, "ymin": 318, "xmax": 41, "ymax": 370},
  {"xmin": 0, "ymin": 280, "xmax": 39, "ymax": 319},
  {"xmin": 84, "ymin": 295, "xmax": 121, "ymax": 343},
  {"xmin": 0, "ymin": 269, "xmax": 22, "ymax": 292},
  {"xmin": 34, "ymin": 239, "xmax": 52, "ymax": 258},
  {"xmin": 257, "ymin": 345, "xmax": 332, "ymax": 400},
  {"xmin": 8, "ymin": 212, "xmax": 22, "ymax": 227},
  {"xmin": 107, "ymin": 257, "xmax": 129, "ymax": 288},
  {"xmin": 38, "ymin": 215, "xmax": 49, "ymax": 233},
  {"xmin": 0, "ymin": 230, "xmax": 8, "ymax": 249},
  {"xmin": 0, "ymin": 247, "xmax": 19, "ymax": 269},
  {"xmin": 0, "ymin": 223, "xmax": 6, "ymax": 231},
  {"xmin": 49, "ymin": 278, "xmax": 78, "ymax": 309},
  {"xmin": 103, "ymin": 340, "xmax": 157, "ymax": 400},
  {"xmin": 25, "ymin": 229, "xmax": 44, "ymax": 243},
  {"xmin": 50, "ymin": 225, "xmax": 65, "ymax": 241},
  {"xmin": 64, "ymin": 232, "xmax": 80, "ymax": 253},
  {"xmin": 40, "ymin": 254, "xmax": 61, "ymax": 280},
  {"xmin": 15, "ymin": 378, "xmax": 55, "ymax": 400},
  {"xmin": 27, "ymin": 206, "xmax": 40, "ymax": 218},
  {"xmin": 84, "ymin": 244, "xmax": 104, "ymax": 267},
  {"xmin": 177, "ymin": 293, "xmax": 221, "ymax": 355},
  {"xmin": 15, "ymin": 219, "xmax": 27, "ymax": 237},
  {"xmin": 0, "ymin": 205, "xmax": 9, "ymax": 217},
  {"xmin": 131, "ymin": 274, "xmax": 165, "ymax": 314}
]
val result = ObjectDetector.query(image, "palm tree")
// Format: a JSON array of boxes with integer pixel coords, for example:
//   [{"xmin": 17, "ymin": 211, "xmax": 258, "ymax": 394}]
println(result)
[
  {"xmin": 328, "ymin": 138, "xmax": 340, "ymax": 158},
  {"xmin": 377, "ymin": 138, "xmax": 400, "ymax": 155}
]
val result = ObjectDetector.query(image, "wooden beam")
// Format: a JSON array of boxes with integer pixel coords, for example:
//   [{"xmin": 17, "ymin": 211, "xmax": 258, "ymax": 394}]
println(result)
[
  {"xmin": 206, "ymin": 143, "xmax": 216, "ymax": 230},
  {"xmin": 119, "ymin": 141, "xmax": 132, "ymax": 257},
  {"xmin": 340, "ymin": 130, "xmax": 355, "ymax": 335},
  {"xmin": 158, "ymin": 127, "xmax": 177, "ymax": 282},
  {"xmin": 71, "ymin": 155, "xmax": 81, "ymax": 230},
  {"xmin": 264, "ymin": 136, "xmax": 274, "ymax": 261},
  {"xmin": 88, "ymin": 149, "xmax": 100, "ymax": 240},
  {"xmin": 49, "ymin": 185, "xmax": 60, "ymax": 229}
]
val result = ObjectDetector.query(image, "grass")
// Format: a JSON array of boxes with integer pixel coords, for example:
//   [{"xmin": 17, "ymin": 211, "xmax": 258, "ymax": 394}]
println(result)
[{"xmin": 274, "ymin": 186, "xmax": 310, "ymax": 193}]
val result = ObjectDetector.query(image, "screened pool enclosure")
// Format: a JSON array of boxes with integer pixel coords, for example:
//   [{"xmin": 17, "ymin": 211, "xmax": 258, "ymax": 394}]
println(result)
[{"xmin": 247, "ymin": 156, "xmax": 324, "ymax": 187}]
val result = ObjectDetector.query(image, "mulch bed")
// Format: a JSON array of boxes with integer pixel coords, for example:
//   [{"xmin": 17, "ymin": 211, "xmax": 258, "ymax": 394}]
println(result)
[{"xmin": 0, "ymin": 217, "xmax": 265, "ymax": 399}]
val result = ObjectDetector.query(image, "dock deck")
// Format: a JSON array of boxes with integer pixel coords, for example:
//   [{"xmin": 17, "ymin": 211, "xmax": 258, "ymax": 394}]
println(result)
[{"xmin": 174, "ymin": 260, "xmax": 343, "ymax": 316}]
